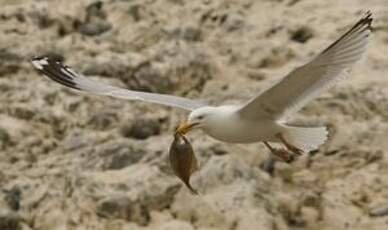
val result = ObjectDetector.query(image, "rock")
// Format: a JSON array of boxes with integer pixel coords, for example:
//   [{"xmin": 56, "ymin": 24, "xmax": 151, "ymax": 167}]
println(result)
[
  {"xmin": 287, "ymin": 215, "xmax": 306, "ymax": 228},
  {"xmin": 0, "ymin": 49, "xmax": 22, "ymax": 77},
  {"xmin": 258, "ymin": 46, "xmax": 295, "ymax": 68},
  {"xmin": 292, "ymin": 169, "xmax": 318, "ymax": 185},
  {"xmin": 3, "ymin": 186, "xmax": 22, "ymax": 211},
  {"xmin": 369, "ymin": 204, "xmax": 388, "ymax": 217},
  {"xmin": 128, "ymin": 4, "xmax": 144, "ymax": 22},
  {"xmin": 157, "ymin": 220, "xmax": 194, "ymax": 230},
  {"xmin": 166, "ymin": 49, "xmax": 213, "ymax": 95},
  {"xmin": 56, "ymin": 16, "xmax": 81, "ymax": 37},
  {"xmin": 8, "ymin": 105, "xmax": 35, "ymax": 120},
  {"xmin": 85, "ymin": 1, "xmax": 106, "ymax": 20},
  {"xmin": 82, "ymin": 140, "xmax": 145, "ymax": 170},
  {"xmin": 260, "ymin": 156, "xmax": 276, "ymax": 175},
  {"xmin": 0, "ymin": 50, "xmax": 22, "ymax": 62},
  {"xmin": 0, "ymin": 127, "xmax": 10, "ymax": 148},
  {"xmin": 0, "ymin": 64, "xmax": 19, "ymax": 77},
  {"xmin": 194, "ymin": 155, "xmax": 271, "ymax": 191},
  {"xmin": 61, "ymin": 130, "xmax": 94, "ymax": 152},
  {"xmin": 171, "ymin": 193, "xmax": 232, "ymax": 229},
  {"xmin": 207, "ymin": 143, "xmax": 229, "ymax": 156},
  {"xmin": 171, "ymin": 155, "xmax": 276, "ymax": 229},
  {"xmin": 79, "ymin": 20, "xmax": 112, "ymax": 36},
  {"xmin": 121, "ymin": 117, "xmax": 161, "ymax": 140},
  {"xmin": 276, "ymin": 193, "xmax": 300, "ymax": 223},
  {"xmin": 125, "ymin": 61, "xmax": 173, "ymax": 93},
  {"xmin": 224, "ymin": 13, "xmax": 245, "ymax": 32},
  {"xmin": 96, "ymin": 196, "xmax": 150, "ymax": 226},
  {"xmin": 0, "ymin": 210, "xmax": 23, "ymax": 230},
  {"xmin": 99, "ymin": 145, "xmax": 144, "ymax": 170},
  {"xmin": 234, "ymin": 209, "xmax": 275, "ymax": 230},
  {"xmin": 81, "ymin": 54, "xmax": 131, "ymax": 78},
  {"xmin": 290, "ymin": 26, "xmax": 314, "ymax": 43},
  {"xmin": 33, "ymin": 208, "xmax": 68, "ymax": 230},
  {"xmin": 300, "ymin": 207, "xmax": 320, "ymax": 227},
  {"xmin": 182, "ymin": 27, "xmax": 201, "ymax": 41},
  {"xmin": 273, "ymin": 162, "xmax": 293, "ymax": 183},
  {"xmin": 87, "ymin": 111, "xmax": 119, "ymax": 130},
  {"xmin": 170, "ymin": 26, "xmax": 202, "ymax": 42},
  {"xmin": 28, "ymin": 8, "xmax": 55, "ymax": 29},
  {"xmin": 0, "ymin": 116, "xmax": 30, "ymax": 149},
  {"xmin": 301, "ymin": 191, "xmax": 322, "ymax": 208},
  {"xmin": 79, "ymin": 1, "xmax": 112, "ymax": 36},
  {"xmin": 121, "ymin": 48, "xmax": 213, "ymax": 96},
  {"xmin": 85, "ymin": 164, "xmax": 180, "ymax": 214}
]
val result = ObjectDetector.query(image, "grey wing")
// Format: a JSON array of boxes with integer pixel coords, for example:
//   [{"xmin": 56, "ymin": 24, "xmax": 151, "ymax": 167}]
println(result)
[
  {"xmin": 31, "ymin": 56, "xmax": 206, "ymax": 111},
  {"xmin": 239, "ymin": 11, "xmax": 373, "ymax": 121}
]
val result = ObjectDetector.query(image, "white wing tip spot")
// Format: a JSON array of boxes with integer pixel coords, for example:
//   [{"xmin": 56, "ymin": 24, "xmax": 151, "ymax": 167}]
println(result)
[{"xmin": 31, "ymin": 57, "xmax": 49, "ymax": 70}]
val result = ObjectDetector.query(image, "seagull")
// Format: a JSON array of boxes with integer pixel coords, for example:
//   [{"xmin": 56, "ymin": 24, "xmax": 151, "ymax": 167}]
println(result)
[{"xmin": 31, "ymin": 12, "xmax": 373, "ymax": 161}]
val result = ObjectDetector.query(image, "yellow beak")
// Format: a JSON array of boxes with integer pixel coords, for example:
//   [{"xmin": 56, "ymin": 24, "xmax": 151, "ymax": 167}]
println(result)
[{"xmin": 176, "ymin": 122, "xmax": 197, "ymax": 135}]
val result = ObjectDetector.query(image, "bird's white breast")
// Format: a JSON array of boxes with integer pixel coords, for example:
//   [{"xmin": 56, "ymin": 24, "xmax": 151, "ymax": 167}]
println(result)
[{"xmin": 201, "ymin": 105, "xmax": 282, "ymax": 143}]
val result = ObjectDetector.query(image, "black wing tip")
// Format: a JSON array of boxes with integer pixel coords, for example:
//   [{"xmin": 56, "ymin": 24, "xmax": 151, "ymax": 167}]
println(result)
[
  {"xmin": 31, "ymin": 56, "xmax": 48, "ymax": 67},
  {"xmin": 321, "ymin": 11, "xmax": 373, "ymax": 54},
  {"xmin": 358, "ymin": 10, "xmax": 373, "ymax": 31},
  {"xmin": 349, "ymin": 11, "xmax": 373, "ymax": 34},
  {"xmin": 31, "ymin": 56, "xmax": 81, "ymax": 90},
  {"xmin": 364, "ymin": 10, "xmax": 373, "ymax": 19}
]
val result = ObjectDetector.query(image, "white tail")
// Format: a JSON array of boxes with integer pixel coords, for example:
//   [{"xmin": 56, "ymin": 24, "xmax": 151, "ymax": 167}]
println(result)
[{"xmin": 283, "ymin": 126, "xmax": 328, "ymax": 152}]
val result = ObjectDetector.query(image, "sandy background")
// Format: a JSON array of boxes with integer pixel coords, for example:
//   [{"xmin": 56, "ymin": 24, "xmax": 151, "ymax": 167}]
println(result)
[{"xmin": 0, "ymin": 0, "xmax": 388, "ymax": 229}]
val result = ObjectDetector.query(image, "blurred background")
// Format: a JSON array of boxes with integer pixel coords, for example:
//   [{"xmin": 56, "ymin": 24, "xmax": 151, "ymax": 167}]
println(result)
[{"xmin": 0, "ymin": 0, "xmax": 388, "ymax": 229}]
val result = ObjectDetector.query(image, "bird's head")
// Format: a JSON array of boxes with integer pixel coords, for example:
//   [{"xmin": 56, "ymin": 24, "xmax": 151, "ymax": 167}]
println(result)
[{"xmin": 176, "ymin": 107, "xmax": 216, "ymax": 134}]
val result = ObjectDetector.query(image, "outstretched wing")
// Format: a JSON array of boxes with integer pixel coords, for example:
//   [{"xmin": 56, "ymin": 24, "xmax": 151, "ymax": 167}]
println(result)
[
  {"xmin": 239, "ymin": 11, "xmax": 373, "ymax": 121},
  {"xmin": 31, "ymin": 56, "xmax": 206, "ymax": 111}
]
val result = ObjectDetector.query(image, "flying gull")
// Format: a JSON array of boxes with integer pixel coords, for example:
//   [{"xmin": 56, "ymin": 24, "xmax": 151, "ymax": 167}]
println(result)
[{"xmin": 31, "ymin": 12, "xmax": 373, "ymax": 160}]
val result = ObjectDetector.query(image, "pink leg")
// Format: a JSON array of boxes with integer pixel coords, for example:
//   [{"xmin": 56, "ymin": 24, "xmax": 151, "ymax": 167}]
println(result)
[
  {"xmin": 263, "ymin": 141, "xmax": 295, "ymax": 163},
  {"xmin": 275, "ymin": 133, "xmax": 304, "ymax": 156}
]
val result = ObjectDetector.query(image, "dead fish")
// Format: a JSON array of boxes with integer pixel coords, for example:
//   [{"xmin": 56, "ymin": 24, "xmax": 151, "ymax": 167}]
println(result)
[{"xmin": 169, "ymin": 132, "xmax": 199, "ymax": 195}]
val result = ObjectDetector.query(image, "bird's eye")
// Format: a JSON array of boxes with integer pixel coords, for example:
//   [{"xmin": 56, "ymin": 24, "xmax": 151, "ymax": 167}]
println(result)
[{"xmin": 197, "ymin": 115, "xmax": 204, "ymax": 120}]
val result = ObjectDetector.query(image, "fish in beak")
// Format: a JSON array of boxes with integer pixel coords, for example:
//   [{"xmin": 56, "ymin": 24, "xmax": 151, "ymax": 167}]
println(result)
[
  {"xmin": 176, "ymin": 122, "xmax": 199, "ymax": 135},
  {"xmin": 169, "ymin": 132, "xmax": 198, "ymax": 195}
]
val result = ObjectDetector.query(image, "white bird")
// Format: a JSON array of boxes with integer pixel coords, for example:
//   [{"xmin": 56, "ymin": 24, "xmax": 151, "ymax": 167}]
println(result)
[{"xmin": 31, "ymin": 12, "xmax": 373, "ymax": 161}]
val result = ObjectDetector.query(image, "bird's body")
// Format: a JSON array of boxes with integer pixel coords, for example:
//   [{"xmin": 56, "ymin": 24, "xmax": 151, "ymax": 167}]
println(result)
[
  {"xmin": 190, "ymin": 105, "xmax": 282, "ymax": 143},
  {"xmin": 31, "ymin": 11, "xmax": 373, "ymax": 160},
  {"xmin": 185, "ymin": 105, "xmax": 327, "ymax": 153}
]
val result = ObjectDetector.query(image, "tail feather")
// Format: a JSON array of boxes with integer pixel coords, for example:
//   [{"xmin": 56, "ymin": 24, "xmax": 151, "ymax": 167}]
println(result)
[{"xmin": 283, "ymin": 126, "xmax": 328, "ymax": 152}]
